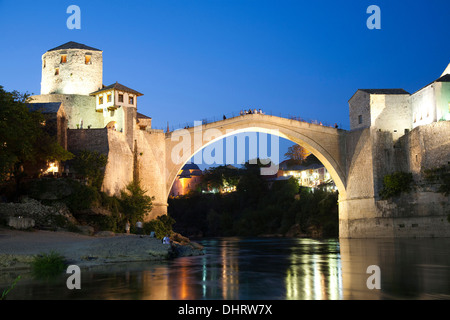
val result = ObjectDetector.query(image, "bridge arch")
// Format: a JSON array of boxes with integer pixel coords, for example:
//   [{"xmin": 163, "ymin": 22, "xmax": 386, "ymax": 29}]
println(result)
[{"xmin": 165, "ymin": 114, "xmax": 347, "ymax": 200}]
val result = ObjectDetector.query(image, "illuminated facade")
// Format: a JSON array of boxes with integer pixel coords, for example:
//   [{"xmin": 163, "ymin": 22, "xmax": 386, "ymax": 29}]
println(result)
[
  {"xmin": 170, "ymin": 163, "xmax": 203, "ymax": 197},
  {"xmin": 27, "ymin": 102, "xmax": 68, "ymax": 174},
  {"xmin": 277, "ymin": 160, "xmax": 336, "ymax": 190},
  {"xmin": 349, "ymin": 63, "xmax": 450, "ymax": 139},
  {"xmin": 31, "ymin": 41, "xmax": 148, "ymax": 138},
  {"xmin": 26, "ymin": 41, "xmax": 152, "ymax": 180}
]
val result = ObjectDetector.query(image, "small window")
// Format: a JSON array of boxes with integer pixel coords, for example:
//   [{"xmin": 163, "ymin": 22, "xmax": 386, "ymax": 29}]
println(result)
[
  {"xmin": 99, "ymin": 96, "xmax": 104, "ymax": 105},
  {"xmin": 129, "ymin": 96, "xmax": 134, "ymax": 105},
  {"xmin": 118, "ymin": 94, "xmax": 124, "ymax": 103},
  {"xmin": 55, "ymin": 68, "xmax": 59, "ymax": 76},
  {"xmin": 85, "ymin": 55, "xmax": 91, "ymax": 65},
  {"xmin": 61, "ymin": 55, "xmax": 67, "ymax": 63},
  {"xmin": 107, "ymin": 94, "xmax": 112, "ymax": 103},
  {"xmin": 358, "ymin": 115, "xmax": 362, "ymax": 124},
  {"xmin": 43, "ymin": 59, "xmax": 46, "ymax": 68}
]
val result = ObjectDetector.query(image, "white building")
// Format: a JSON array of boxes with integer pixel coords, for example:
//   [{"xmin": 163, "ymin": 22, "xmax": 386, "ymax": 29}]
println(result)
[
  {"xmin": 348, "ymin": 63, "xmax": 450, "ymax": 139},
  {"xmin": 277, "ymin": 161, "xmax": 336, "ymax": 191}
]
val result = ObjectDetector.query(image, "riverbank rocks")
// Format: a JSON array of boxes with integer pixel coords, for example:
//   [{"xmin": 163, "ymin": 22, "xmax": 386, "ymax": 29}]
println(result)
[
  {"xmin": 7, "ymin": 217, "xmax": 35, "ymax": 230},
  {"xmin": 171, "ymin": 241, "xmax": 205, "ymax": 257},
  {"xmin": 0, "ymin": 197, "xmax": 77, "ymax": 230},
  {"xmin": 77, "ymin": 225, "xmax": 95, "ymax": 236}
]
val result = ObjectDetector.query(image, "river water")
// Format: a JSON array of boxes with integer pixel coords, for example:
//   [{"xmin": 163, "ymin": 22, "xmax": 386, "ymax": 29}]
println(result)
[{"xmin": 2, "ymin": 237, "xmax": 450, "ymax": 300}]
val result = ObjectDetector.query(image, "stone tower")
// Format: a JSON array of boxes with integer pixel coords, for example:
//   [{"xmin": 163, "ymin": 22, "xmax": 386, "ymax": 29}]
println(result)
[{"xmin": 40, "ymin": 41, "xmax": 103, "ymax": 95}]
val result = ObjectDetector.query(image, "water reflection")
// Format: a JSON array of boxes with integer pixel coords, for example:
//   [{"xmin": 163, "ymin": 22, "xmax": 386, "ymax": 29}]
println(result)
[
  {"xmin": 285, "ymin": 239, "xmax": 342, "ymax": 300},
  {"xmin": 2, "ymin": 237, "xmax": 450, "ymax": 300}
]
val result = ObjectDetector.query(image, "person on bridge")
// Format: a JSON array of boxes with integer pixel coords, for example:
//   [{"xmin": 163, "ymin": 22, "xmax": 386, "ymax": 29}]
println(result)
[
  {"xmin": 259, "ymin": 108, "xmax": 263, "ymax": 114},
  {"xmin": 248, "ymin": 109, "xmax": 252, "ymax": 114},
  {"xmin": 223, "ymin": 115, "xmax": 226, "ymax": 120}
]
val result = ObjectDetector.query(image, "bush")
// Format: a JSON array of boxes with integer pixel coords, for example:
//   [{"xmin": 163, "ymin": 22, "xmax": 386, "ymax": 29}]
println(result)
[
  {"xmin": 379, "ymin": 172, "xmax": 413, "ymax": 199},
  {"xmin": 31, "ymin": 251, "xmax": 66, "ymax": 278},
  {"xmin": 65, "ymin": 183, "xmax": 100, "ymax": 212},
  {"xmin": 143, "ymin": 215, "xmax": 175, "ymax": 239}
]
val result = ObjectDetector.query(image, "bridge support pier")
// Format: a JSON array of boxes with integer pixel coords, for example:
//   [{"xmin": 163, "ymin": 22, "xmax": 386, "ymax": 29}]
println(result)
[
  {"xmin": 339, "ymin": 194, "xmax": 450, "ymax": 239},
  {"xmin": 144, "ymin": 202, "xmax": 168, "ymax": 222},
  {"xmin": 339, "ymin": 196, "xmax": 394, "ymax": 238}
]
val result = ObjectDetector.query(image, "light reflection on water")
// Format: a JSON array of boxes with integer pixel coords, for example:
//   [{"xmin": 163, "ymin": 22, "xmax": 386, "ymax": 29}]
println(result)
[{"xmin": 2, "ymin": 237, "xmax": 450, "ymax": 300}]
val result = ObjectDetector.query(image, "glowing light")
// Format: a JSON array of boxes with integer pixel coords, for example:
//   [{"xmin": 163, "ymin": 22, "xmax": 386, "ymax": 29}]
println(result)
[{"xmin": 44, "ymin": 162, "xmax": 58, "ymax": 174}]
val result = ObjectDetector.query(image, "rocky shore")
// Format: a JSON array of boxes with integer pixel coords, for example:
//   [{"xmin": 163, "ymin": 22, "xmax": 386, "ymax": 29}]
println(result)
[{"xmin": 0, "ymin": 227, "xmax": 204, "ymax": 271}]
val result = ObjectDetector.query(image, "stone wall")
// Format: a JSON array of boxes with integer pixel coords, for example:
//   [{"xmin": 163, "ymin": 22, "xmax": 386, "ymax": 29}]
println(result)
[
  {"xmin": 340, "ymin": 120, "xmax": 450, "ymax": 238},
  {"xmin": 371, "ymin": 94, "xmax": 411, "ymax": 141},
  {"xmin": 134, "ymin": 129, "xmax": 168, "ymax": 221},
  {"xmin": 41, "ymin": 48, "xmax": 103, "ymax": 96},
  {"xmin": 348, "ymin": 90, "xmax": 371, "ymax": 130},
  {"xmin": 67, "ymin": 128, "xmax": 134, "ymax": 197},
  {"xmin": 30, "ymin": 94, "xmax": 103, "ymax": 129}
]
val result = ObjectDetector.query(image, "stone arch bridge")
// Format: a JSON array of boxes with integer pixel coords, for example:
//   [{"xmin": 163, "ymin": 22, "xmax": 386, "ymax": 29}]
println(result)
[
  {"xmin": 69, "ymin": 112, "xmax": 450, "ymax": 238},
  {"xmin": 165, "ymin": 113, "xmax": 347, "ymax": 199}
]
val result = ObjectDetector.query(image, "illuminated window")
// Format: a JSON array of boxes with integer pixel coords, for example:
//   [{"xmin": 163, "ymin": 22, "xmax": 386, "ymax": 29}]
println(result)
[
  {"xmin": 129, "ymin": 96, "xmax": 134, "ymax": 105},
  {"xmin": 99, "ymin": 96, "xmax": 103, "ymax": 105},
  {"xmin": 118, "ymin": 94, "xmax": 124, "ymax": 102},
  {"xmin": 85, "ymin": 55, "xmax": 91, "ymax": 64},
  {"xmin": 107, "ymin": 94, "xmax": 112, "ymax": 103},
  {"xmin": 55, "ymin": 68, "xmax": 59, "ymax": 76},
  {"xmin": 61, "ymin": 54, "xmax": 67, "ymax": 63}
]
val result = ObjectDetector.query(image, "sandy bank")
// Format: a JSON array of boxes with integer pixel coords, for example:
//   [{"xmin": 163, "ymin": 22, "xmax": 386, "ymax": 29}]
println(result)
[{"xmin": 0, "ymin": 227, "xmax": 204, "ymax": 271}]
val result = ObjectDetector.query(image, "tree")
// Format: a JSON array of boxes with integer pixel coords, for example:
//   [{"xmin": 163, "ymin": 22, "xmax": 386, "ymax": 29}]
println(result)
[
  {"xmin": 0, "ymin": 86, "xmax": 73, "ymax": 183},
  {"xmin": 200, "ymin": 165, "xmax": 240, "ymax": 193},
  {"xmin": 284, "ymin": 144, "xmax": 310, "ymax": 165},
  {"xmin": 71, "ymin": 150, "xmax": 107, "ymax": 189},
  {"xmin": 120, "ymin": 180, "xmax": 154, "ymax": 227}
]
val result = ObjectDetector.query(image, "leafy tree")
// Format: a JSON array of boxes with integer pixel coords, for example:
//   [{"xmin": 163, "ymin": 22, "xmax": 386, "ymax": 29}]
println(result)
[
  {"xmin": 0, "ymin": 86, "xmax": 73, "ymax": 183},
  {"xmin": 201, "ymin": 165, "xmax": 240, "ymax": 192},
  {"xmin": 284, "ymin": 144, "xmax": 310, "ymax": 165},
  {"xmin": 120, "ymin": 180, "xmax": 154, "ymax": 227},
  {"xmin": 71, "ymin": 150, "xmax": 107, "ymax": 189}
]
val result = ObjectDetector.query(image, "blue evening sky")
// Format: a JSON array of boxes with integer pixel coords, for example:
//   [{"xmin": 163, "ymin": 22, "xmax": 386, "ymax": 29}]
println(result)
[{"xmin": 1, "ymin": 0, "xmax": 449, "ymax": 169}]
